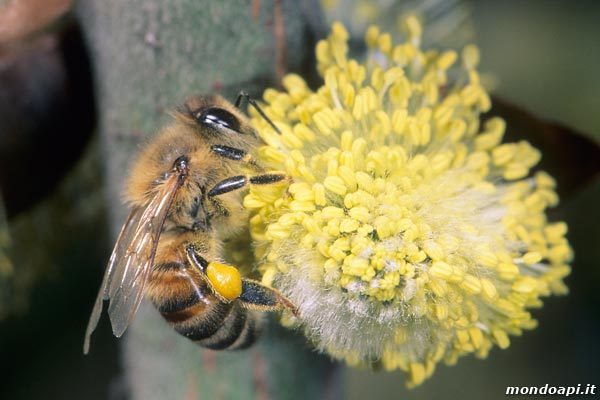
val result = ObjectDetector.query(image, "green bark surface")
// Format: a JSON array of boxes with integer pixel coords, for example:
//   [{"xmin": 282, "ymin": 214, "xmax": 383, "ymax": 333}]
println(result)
[{"xmin": 76, "ymin": 1, "xmax": 340, "ymax": 399}]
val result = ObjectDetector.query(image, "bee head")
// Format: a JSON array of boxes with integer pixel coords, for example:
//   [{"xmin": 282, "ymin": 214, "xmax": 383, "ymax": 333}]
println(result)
[{"xmin": 181, "ymin": 95, "xmax": 259, "ymax": 140}]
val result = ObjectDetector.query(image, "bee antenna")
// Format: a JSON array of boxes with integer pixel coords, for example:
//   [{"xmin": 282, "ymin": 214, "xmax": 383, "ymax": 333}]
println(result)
[{"xmin": 235, "ymin": 91, "xmax": 282, "ymax": 135}]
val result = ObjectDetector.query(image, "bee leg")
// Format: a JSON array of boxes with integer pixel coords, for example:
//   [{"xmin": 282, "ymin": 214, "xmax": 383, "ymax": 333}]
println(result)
[
  {"xmin": 207, "ymin": 173, "xmax": 287, "ymax": 198},
  {"xmin": 210, "ymin": 145, "xmax": 265, "ymax": 172},
  {"xmin": 185, "ymin": 243, "xmax": 242, "ymax": 302},
  {"xmin": 238, "ymin": 278, "xmax": 299, "ymax": 316},
  {"xmin": 185, "ymin": 244, "xmax": 298, "ymax": 316}
]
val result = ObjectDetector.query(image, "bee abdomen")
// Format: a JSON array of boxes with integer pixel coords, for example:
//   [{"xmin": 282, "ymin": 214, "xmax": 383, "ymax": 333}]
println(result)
[
  {"xmin": 149, "ymin": 262, "xmax": 262, "ymax": 350},
  {"xmin": 195, "ymin": 305, "xmax": 247, "ymax": 350}
]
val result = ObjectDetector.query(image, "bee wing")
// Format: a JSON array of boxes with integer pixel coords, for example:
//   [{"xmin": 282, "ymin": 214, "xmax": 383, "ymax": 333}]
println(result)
[{"xmin": 83, "ymin": 170, "xmax": 184, "ymax": 354}]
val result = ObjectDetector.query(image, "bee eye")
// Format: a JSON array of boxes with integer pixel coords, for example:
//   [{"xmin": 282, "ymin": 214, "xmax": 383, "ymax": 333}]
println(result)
[{"xmin": 198, "ymin": 108, "xmax": 241, "ymax": 133}]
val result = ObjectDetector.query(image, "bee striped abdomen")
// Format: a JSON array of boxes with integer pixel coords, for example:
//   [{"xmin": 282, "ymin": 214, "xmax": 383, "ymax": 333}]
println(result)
[{"xmin": 147, "ymin": 262, "xmax": 260, "ymax": 350}]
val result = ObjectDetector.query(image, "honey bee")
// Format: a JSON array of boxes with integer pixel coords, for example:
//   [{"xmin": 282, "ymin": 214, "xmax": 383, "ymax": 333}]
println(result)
[{"xmin": 83, "ymin": 93, "xmax": 296, "ymax": 354}]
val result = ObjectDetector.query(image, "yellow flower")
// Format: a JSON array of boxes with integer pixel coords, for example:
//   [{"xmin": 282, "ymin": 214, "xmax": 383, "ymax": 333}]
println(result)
[{"xmin": 245, "ymin": 19, "xmax": 572, "ymax": 387}]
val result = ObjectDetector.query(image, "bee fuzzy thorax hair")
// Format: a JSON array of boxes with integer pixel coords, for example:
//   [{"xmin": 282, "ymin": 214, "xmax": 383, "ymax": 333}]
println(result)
[
  {"xmin": 124, "ymin": 126, "xmax": 213, "ymax": 207},
  {"xmin": 245, "ymin": 20, "xmax": 572, "ymax": 387}
]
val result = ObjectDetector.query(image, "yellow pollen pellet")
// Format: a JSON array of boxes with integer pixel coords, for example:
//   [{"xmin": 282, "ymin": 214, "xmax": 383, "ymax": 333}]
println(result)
[{"xmin": 206, "ymin": 262, "xmax": 243, "ymax": 301}]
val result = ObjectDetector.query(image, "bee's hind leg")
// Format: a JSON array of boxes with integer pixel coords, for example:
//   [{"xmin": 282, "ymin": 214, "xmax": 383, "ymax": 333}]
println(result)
[
  {"xmin": 185, "ymin": 244, "xmax": 297, "ymax": 315},
  {"xmin": 238, "ymin": 278, "xmax": 299, "ymax": 316}
]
